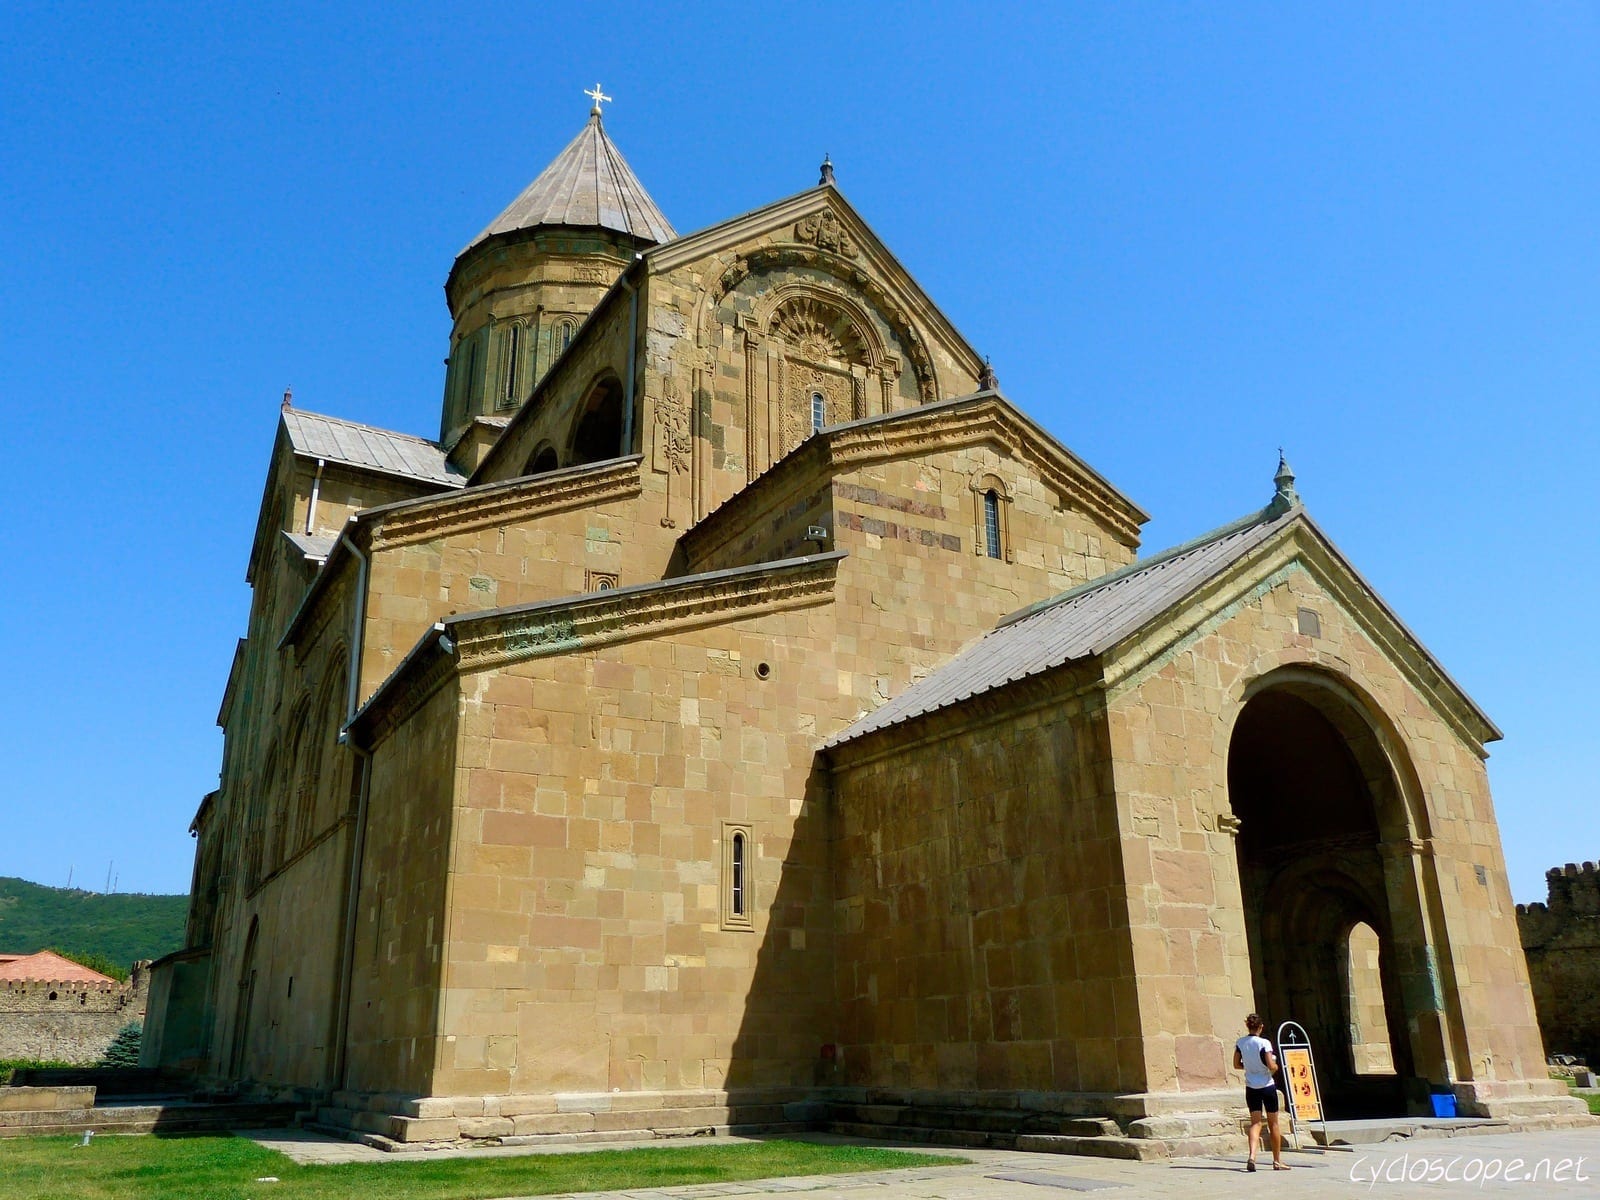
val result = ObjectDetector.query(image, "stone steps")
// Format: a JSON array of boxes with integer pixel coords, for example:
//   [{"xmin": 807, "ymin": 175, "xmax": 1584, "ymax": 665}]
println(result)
[
  {"xmin": 820, "ymin": 1101, "xmax": 1160, "ymax": 1159},
  {"xmin": 0, "ymin": 1101, "xmax": 302, "ymax": 1139}
]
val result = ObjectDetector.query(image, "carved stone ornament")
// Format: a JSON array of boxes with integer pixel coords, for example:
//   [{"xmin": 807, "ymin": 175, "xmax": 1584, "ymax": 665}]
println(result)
[
  {"xmin": 795, "ymin": 211, "xmax": 856, "ymax": 257},
  {"xmin": 654, "ymin": 382, "xmax": 692, "ymax": 476}
]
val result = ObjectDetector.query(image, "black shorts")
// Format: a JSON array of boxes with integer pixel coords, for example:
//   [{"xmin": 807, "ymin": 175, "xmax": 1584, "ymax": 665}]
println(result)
[{"xmin": 1246, "ymin": 1085, "xmax": 1279, "ymax": 1113}]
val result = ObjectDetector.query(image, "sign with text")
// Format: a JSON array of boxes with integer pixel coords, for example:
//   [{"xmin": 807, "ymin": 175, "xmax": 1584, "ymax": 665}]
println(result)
[{"xmin": 1282, "ymin": 1045, "xmax": 1322, "ymax": 1122}]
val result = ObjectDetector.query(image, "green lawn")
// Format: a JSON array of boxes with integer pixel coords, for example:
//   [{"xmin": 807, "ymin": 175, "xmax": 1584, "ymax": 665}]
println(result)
[
  {"xmin": 0, "ymin": 1133, "xmax": 954, "ymax": 1200},
  {"xmin": 1572, "ymin": 1090, "xmax": 1600, "ymax": 1115}
]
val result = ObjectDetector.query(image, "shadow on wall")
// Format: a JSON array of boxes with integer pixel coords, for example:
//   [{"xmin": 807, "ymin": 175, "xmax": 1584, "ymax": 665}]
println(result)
[{"xmin": 723, "ymin": 763, "xmax": 837, "ymax": 1115}]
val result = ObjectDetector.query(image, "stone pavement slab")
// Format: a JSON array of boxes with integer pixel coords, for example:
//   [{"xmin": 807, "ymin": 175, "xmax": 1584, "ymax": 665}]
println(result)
[{"xmin": 244, "ymin": 1126, "xmax": 1600, "ymax": 1200}]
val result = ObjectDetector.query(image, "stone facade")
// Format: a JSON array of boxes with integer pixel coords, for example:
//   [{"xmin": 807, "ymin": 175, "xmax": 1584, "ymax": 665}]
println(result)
[
  {"xmin": 145, "ymin": 109, "xmax": 1581, "ymax": 1148},
  {"xmin": 1519, "ymin": 863, "xmax": 1600, "ymax": 1066},
  {"xmin": 0, "ymin": 964, "xmax": 149, "ymax": 1064}
]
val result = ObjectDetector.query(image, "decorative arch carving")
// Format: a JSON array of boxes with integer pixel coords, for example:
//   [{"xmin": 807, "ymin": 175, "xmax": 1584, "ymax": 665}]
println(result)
[
  {"xmin": 698, "ymin": 245, "xmax": 940, "ymax": 408},
  {"xmin": 761, "ymin": 287, "xmax": 883, "ymax": 368}
]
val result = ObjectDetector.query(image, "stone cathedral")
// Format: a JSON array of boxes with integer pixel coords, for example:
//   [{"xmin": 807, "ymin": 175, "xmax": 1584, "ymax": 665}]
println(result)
[{"xmin": 144, "ymin": 97, "xmax": 1581, "ymax": 1151}]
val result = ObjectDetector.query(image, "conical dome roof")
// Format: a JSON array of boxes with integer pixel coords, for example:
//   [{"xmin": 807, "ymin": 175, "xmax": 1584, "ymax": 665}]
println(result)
[{"xmin": 461, "ymin": 112, "xmax": 676, "ymax": 255}]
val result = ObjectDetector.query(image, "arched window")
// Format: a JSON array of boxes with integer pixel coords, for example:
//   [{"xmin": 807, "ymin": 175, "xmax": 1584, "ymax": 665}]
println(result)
[
  {"xmin": 722, "ymin": 822, "xmax": 754, "ymax": 931},
  {"xmin": 499, "ymin": 324, "xmax": 523, "ymax": 409},
  {"xmin": 554, "ymin": 318, "xmax": 577, "ymax": 359},
  {"xmin": 811, "ymin": 391, "xmax": 826, "ymax": 434},
  {"xmin": 971, "ymin": 474, "xmax": 1012, "ymax": 561},
  {"xmin": 524, "ymin": 445, "xmax": 559, "ymax": 476},
  {"xmin": 983, "ymin": 490, "xmax": 1002, "ymax": 559}
]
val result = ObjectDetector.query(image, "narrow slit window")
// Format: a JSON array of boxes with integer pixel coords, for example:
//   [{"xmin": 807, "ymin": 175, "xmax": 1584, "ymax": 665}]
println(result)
[
  {"xmin": 811, "ymin": 391, "xmax": 826, "ymax": 433},
  {"xmin": 721, "ymin": 822, "xmax": 754, "ymax": 930},
  {"xmin": 983, "ymin": 490, "xmax": 1002, "ymax": 559},
  {"xmin": 556, "ymin": 319, "xmax": 576, "ymax": 356},
  {"xmin": 502, "ymin": 324, "xmax": 521, "ymax": 407}
]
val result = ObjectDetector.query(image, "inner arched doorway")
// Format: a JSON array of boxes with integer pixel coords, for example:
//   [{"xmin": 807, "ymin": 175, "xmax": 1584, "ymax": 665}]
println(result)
[{"xmin": 1228, "ymin": 674, "xmax": 1444, "ymax": 1118}]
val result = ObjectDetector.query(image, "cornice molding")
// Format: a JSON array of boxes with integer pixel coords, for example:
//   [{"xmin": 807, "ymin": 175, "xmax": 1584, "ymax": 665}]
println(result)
[
  {"xmin": 349, "ymin": 552, "xmax": 844, "ymax": 749},
  {"xmin": 365, "ymin": 456, "xmax": 643, "ymax": 551},
  {"xmin": 681, "ymin": 393, "xmax": 1145, "ymax": 570},
  {"xmin": 453, "ymin": 552, "xmax": 840, "ymax": 673}
]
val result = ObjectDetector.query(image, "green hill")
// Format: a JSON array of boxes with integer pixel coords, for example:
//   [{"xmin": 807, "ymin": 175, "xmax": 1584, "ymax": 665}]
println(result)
[{"xmin": 0, "ymin": 877, "xmax": 187, "ymax": 971}]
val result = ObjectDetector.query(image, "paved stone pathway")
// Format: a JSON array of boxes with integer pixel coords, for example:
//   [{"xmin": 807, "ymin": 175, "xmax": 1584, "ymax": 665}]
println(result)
[{"xmin": 243, "ymin": 1127, "xmax": 1600, "ymax": 1200}]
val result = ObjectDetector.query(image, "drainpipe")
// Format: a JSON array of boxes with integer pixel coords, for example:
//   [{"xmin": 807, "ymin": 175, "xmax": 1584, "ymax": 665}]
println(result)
[
  {"xmin": 330, "ymin": 528, "xmax": 371, "ymax": 1092},
  {"xmin": 620, "ymin": 256, "xmax": 642, "ymax": 455},
  {"xmin": 305, "ymin": 459, "xmax": 326, "ymax": 535}
]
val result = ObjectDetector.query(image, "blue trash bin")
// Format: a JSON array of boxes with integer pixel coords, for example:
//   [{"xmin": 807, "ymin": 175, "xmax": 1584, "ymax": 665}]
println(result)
[{"xmin": 1430, "ymin": 1090, "xmax": 1458, "ymax": 1118}]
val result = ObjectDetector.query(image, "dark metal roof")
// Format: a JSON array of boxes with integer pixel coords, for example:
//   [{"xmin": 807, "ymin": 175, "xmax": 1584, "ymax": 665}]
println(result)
[
  {"xmin": 282, "ymin": 408, "xmax": 465, "ymax": 488},
  {"xmin": 824, "ymin": 505, "xmax": 1297, "ymax": 749},
  {"xmin": 283, "ymin": 530, "xmax": 337, "ymax": 562},
  {"xmin": 461, "ymin": 114, "xmax": 676, "ymax": 255}
]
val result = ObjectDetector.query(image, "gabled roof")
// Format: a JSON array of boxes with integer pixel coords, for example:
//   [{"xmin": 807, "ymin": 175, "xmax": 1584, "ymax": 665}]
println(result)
[
  {"xmin": 282, "ymin": 408, "xmax": 466, "ymax": 488},
  {"xmin": 644, "ymin": 183, "xmax": 986, "ymax": 383},
  {"xmin": 825, "ymin": 505, "xmax": 1294, "ymax": 748},
  {"xmin": 460, "ymin": 113, "xmax": 676, "ymax": 256},
  {"xmin": 0, "ymin": 950, "xmax": 117, "ymax": 985},
  {"xmin": 826, "ymin": 499, "xmax": 1500, "ymax": 751}
]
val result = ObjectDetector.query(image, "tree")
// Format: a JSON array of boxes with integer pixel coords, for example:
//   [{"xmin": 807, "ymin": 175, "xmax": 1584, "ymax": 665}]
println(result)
[{"xmin": 99, "ymin": 1023, "xmax": 142, "ymax": 1068}]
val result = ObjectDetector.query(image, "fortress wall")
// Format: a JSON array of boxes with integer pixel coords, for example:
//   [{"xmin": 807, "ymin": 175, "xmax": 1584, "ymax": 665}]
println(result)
[{"xmin": 0, "ymin": 966, "xmax": 149, "ymax": 1063}]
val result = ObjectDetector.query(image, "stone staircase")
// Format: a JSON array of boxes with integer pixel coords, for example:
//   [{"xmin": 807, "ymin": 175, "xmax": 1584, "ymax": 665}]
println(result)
[
  {"xmin": 0, "ymin": 1081, "xmax": 302, "ymax": 1139},
  {"xmin": 822, "ymin": 1098, "xmax": 1167, "ymax": 1160}
]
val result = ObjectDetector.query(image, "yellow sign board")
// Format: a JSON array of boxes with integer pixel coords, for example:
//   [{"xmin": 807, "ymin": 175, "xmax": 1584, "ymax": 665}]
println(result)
[{"xmin": 1283, "ymin": 1046, "xmax": 1322, "ymax": 1122}]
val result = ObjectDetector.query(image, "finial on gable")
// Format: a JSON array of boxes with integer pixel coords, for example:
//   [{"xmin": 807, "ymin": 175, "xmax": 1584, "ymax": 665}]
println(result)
[
  {"xmin": 281, "ymin": 387, "xmax": 293, "ymax": 412},
  {"xmin": 978, "ymin": 357, "xmax": 998, "ymax": 391},
  {"xmin": 1269, "ymin": 448, "xmax": 1299, "ymax": 514},
  {"xmin": 819, "ymin": 154, "xmax": 835, "ymax": 186}
]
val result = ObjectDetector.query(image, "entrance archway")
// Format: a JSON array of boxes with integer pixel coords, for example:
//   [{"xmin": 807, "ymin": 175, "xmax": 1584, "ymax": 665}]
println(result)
[{"xmin": 1227, "ymin": 672, "xmax": 1446, "ymax": 1117}]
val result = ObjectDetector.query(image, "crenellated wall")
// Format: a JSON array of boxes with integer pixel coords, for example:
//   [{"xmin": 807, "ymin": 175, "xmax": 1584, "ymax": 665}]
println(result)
[
  {"xmin": 1518, "ymin": 861, "xmax": 1600, "ymax": 1065},
  {"xmin": 0, "ymin": 963, "xmax": 150, "ymax": 1063}
]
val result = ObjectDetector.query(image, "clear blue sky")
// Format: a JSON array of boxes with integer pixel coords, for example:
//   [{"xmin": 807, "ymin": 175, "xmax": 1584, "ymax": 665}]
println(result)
[{"xmin": 1, "ymin": 3, "xmax": 1595, "ymax": 901}]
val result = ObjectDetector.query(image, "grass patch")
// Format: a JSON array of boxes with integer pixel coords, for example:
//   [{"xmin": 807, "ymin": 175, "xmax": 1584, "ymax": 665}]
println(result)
[
  {"xmin": 1571, "ymin": 1089, "xmax": 1600, "ymax": 1115},
  {"xmin": 0, "ymin": 1133, "xmax": 954, "ymax": 1200}
]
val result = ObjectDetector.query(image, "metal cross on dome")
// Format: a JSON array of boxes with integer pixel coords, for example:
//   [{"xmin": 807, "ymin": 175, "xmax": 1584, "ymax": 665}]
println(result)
[{"xmin": 585, "ymin": 83, "xmax": 612, "ymax": 115}]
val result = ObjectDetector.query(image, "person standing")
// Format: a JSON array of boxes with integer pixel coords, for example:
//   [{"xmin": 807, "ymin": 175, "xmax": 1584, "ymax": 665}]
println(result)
[{"xmin": 1233, "ymin": 1013, "xmax": 1290, "ymax": 1171}]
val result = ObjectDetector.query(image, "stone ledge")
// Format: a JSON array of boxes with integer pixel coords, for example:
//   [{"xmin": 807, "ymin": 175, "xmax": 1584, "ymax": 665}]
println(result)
[{"xmin": 0, "ymin": 1086, "xmax": 95, "ymax": 1113}]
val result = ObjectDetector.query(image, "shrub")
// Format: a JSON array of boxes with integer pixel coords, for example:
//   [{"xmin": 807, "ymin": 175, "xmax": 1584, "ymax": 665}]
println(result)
[{"xmin": 98, "ymin": 1022, "xmax": 143, "ymax": 1068}]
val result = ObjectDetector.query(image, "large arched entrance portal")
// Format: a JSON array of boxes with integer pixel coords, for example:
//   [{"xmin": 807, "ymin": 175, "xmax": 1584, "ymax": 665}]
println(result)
[{"xmin": 1228, "ymin": 671, "xmax": 1449, "ymax": 1118}]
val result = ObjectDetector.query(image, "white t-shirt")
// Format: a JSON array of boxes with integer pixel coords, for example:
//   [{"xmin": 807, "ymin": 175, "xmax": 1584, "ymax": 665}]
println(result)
[{"xmin": 1236, "ymin": 1034, "xmax": 1276, "ymax": 1089}]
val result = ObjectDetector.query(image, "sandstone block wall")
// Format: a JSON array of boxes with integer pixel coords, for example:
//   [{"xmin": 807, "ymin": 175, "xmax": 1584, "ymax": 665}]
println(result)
[{"xmin": 829, "ymin": 682, "xmax": 1142, "ymax": 1098}]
